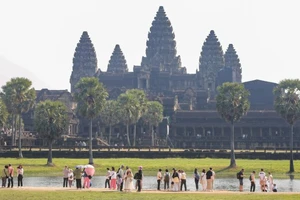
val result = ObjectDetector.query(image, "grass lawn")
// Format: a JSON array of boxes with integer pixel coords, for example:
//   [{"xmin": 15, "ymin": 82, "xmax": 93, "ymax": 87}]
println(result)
[
  {"xmin": 0, "ymin": 158, "xmax": 299, "ymax": 178},
  {"xmin": 0, "ymin": 190, "xmax": 299, "ymax": 200}
]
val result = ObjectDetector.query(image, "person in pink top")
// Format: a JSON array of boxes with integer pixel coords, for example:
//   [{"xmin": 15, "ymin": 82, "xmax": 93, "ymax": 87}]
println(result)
[
  {"xmin": 7, "ymin": 164, "xmax": 14, "ymax": 188},
  {"xmin": 17, "ymin": 165, "xmax": 24, "ymax": 187}
]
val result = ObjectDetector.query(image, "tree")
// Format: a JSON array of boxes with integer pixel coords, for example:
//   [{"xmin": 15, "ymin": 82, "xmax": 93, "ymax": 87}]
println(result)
[
  {"xmin": 117, "ymin": 93, "xmax": 139, "ymax": 146},
  {"xmin": 126, "ymin": 89, "xmax": 147, "ymax": 146},
  {"xmin": 0, "ymin": 98, "xmax": 8, "ymax": 128},
  {"xmin": 142, "ymin": 101, "xmax": 164, "ymax": 146},
  {"xmin": 273, "ymin": 79, "xmax": 300, "ymax": 173},
  {"xmin": 216, "ymin": 82, "xmax": 250, "ymax": 168},
  {"xmin": 1, "ymin": 77, "xmax": 36, "ymax": 158},
  {"xmin": 100, "ymin": 100, "xmax": 120, "ymax": 145},
  {"xmin": 34, "ymin": 100, "xmax": 69, "ymax": 165},
  {"xmin": 74, "ymin": 77, "xmax": 108, "ymax": 164}
]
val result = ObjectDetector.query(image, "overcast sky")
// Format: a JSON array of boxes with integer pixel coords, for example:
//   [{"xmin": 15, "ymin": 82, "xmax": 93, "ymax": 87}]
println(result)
[{"xmin": 0, "ymin": 0, "xmax": 299, "ymax": 90}]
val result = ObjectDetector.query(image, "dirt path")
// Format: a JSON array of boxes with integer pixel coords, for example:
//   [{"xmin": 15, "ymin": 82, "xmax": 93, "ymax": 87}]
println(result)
[{"xmin": 2, "ymin": 187, "xmax": 299, "ymax": 194}]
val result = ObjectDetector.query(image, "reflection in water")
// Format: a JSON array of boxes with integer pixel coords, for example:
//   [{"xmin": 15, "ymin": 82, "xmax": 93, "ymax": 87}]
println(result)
[{"xmin": 23, "ymin": 176, "xmax": 300, "ymax": 192}]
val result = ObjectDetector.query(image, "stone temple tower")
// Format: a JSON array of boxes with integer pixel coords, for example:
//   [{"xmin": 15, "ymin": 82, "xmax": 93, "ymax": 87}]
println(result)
[
  {"xmin": 224, "ymin": 44, "xmax": 242, "ymax": 83},
  {"xmin": 199, "ymin": 30, "xmax": 224, "ymax": 91},
  {"xmin": 141, "ymin": 6, "xmax": 184, "ymax": 73},
  {"xmin": 70, "ymin": 31, "xmax": 98, "ymax": 93},
  {"xmin": 107, "ymin": 44, "xmax": 128, "ymax": 74}
]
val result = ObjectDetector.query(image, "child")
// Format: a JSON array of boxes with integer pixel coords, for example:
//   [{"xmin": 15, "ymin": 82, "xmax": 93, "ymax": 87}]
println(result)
[{"xmin": 68, "ymin": 169, "xmax": 74, "ymax": 187}]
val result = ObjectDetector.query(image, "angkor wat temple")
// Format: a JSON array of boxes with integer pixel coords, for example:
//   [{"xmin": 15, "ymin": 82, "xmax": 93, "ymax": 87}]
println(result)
[{"xmin": 21, "ymin": 6, "xmax": 300, "ymax": 149}]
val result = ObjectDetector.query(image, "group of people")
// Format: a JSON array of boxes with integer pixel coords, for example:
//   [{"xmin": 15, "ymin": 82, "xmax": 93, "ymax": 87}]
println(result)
[
  {"xmin": 63, "ymin": 165, "xmax": 95, "ymax": 189},
  {"xmin": 237, "ymin": 168, "xmax": 278, "ymax": 192},
  {"xmin": 105, "ymin": 165, "xmax": 143, "ymax": 192},
  {"xmin": 1, "ymin": 164, "xmax": 24, "ymax": 188}
]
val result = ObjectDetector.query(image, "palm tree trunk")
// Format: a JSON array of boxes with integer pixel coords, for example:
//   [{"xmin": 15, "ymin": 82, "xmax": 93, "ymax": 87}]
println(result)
[
  {"xmin": 18, "ymin": 114, "xmax": 23, "ymax": 158},
  {"xmin": 229, "ymin": 122, "xmax": 236, "ymax": 168},
  {"xmin": 109, "ymin": 124, "xmax": 112, "ymax": 145},
  {"xmin": 11, "ymin": 114, "xmax": 14, "ymax": 147},
  {"xmin": 47, "ymin": 140, "xmax": 53, "ymax": 165},
  {"xmin": 133, "ymin": 124, "xmax": 137, "ymax": 146},
  {"xmin": 88, "ymin": 120, "xmax": 93, "ymax": 165},
  {"xmin": 14, "ymin": 115, "xmax": 17, "ymax": 145},
  {"xmin": 126, "ymin": 124, "xmax": 131, "ymax": 146},
  {"xmin": 151, "ymin": 125, "xmax": 154, "ymax": 146},
  {"xmin": 289, "ymin": 124, "xmax": 294, "ymax": 173}
]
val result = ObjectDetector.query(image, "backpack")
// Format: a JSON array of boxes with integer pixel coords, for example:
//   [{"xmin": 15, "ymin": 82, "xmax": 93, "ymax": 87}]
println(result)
[
  {"xmin": 164, "ymin": 173, "xmax": 170, "ymax": 182},
  {"xmin": 134, "ymin": 172, "xmax": 141, "ymax": 180},
  {"xmin": 249, "ymin": 175, "xmax": 252, "ymax": 181},
  {"xmin": 236, "ymin": 172, "xmax": 240, "ymax": 179},
  {"xmin": 195, "ymin": 173, "xmax": 200, "ymax": 180}
]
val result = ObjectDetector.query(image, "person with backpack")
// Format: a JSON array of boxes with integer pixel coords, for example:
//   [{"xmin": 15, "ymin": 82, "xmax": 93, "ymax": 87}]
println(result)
[
  {"xmin": 250, "ymin": 171, "xmax": 256, "ymax": 192},
  {"xmin": 164, "ymin": 169, "xmax": 170, "ymax": 190},
  {"xmin": 237, "ymin": 169, "xmax": 244, "ymax": 192}
]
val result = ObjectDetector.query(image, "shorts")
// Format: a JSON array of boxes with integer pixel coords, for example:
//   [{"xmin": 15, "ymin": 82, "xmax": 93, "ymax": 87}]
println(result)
[{"xmin": 239, "ymin": 179, "xmax": 243, "ymax": 186}]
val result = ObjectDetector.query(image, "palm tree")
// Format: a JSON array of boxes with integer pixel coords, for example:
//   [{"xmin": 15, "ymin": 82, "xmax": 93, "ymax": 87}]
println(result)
[
  {"xmin": 142, "ymin": 101, "xmax": 164, "ymax": 146},
  {"xmin": 74, "ymin": 77, "xmax": 108, "ymax": 164},
  {"xmin": 100, "ymin": 100, "xmax": 120, "ymax": 145},
  {"xmin": 117, "ymin": 93, "xmax": 139, "ymax": 146},
  {"xmin": 1, "ymin": 77, "xmax": 36, "ymax": 158},
  {"xmin": 34, "ymin": 100, "xmax": 69, "ymax": 165},
  {"xmin": 216, "ymin": 82, "xmax": 250, "ymax": 168},
  {"xmin": 126, "ymin": 89, "xmax": 147, "ymax": 146},
  {"xmin": 273, "ymin": 79, "xmax": 300, "ymax": 173}
]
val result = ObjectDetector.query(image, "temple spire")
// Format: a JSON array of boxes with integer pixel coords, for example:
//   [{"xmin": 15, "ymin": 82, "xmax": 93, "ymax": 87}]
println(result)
[
  {"xmin": 199, "ymin": 30, "xmax": 224, "ymax": 91},
  {"xmin": 70, "ymin": 31, "xmax": 97, "ymax": 93},
  {"xmin": 141, "ymin": 6, "xmax": 183, "ymax": 73},
  {"xmin": 225, "ymin": 44, "xmax": 242, "ymax": 83},
  {"xmin": 107, "ymin": 44, "xmax": 128, "ymax": 73}
]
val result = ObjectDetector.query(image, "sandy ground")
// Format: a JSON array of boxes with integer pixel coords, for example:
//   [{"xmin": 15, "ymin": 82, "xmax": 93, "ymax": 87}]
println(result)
[{"xmin": 1, "ymin": 187, "xmax": 299, "ymax": 194}]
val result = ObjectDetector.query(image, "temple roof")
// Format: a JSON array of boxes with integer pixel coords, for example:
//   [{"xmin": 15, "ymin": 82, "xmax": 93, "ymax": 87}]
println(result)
[
  {"xmin": 199, "ymin": 30, "xmax": 224, "ymax": 73},
  {"xmin": 225, "ymin": 44, "xmax": 242, "ymax": 82},
  {"xmin": 107, "ymin": 44, "xmax": 128, "ymax": 74},
  {"xmin": 141, "ymin": 6, "xmax": 183, "ymax": 73}
]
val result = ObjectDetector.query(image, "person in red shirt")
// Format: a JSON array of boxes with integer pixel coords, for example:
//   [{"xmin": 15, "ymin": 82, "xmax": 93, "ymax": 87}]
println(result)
[{"xmin": 7, "ymin": 164, "xmax": 14, "ymax": 188}]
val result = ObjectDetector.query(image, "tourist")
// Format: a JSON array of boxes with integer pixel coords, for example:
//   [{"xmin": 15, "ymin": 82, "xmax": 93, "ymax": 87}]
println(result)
[
  {"xmin": 180, "ymin": 170, "xmax": 187, "ymax": 191},
  {"xmin": 259, "ymin": 169, "xmax": 266, "ymax": 192},
  {"xmin": 171, "ymin": 168, "xmax": 180, "ymax": 191},
  {"xmin": 73, "ymin": 167, "xmax": 82, "ymax": 189},
  {"xmin": 1, "ymin": 165, "xmax": 9, "ymax": 187},
  {"xmin": 268, "ymin": 172, "xmax": 274, "ymax": 191},
  {"xmin": 163, "ymin": 169, "xmax": 170, "ymax": 190},
  {"xmin": 7, "ymin": 164, "xmax": 14, "ymax": 188},
  {"xmin": 134, "ymin": 168, "xmax": 143, "ymax": 192},
  {"xmin": 63, "ymin": 166, "xmax": 69, "ymax": 187},
  {"xmin": 206, "ymin": 168, "xmax": 213, "ymax": 191},
  {"xmin": 157, "ymin": 169, "xmax": 162, "ymax": 190},
  {"xmin": 105, "ymin": 167, "xmax": 111, "ymax": 188},
  {"xmin": 237, "ymin": 169, "xmax": 244, "ymax": 192},
  {"xmin": 200, "ymin": 169, "xmax": 207, "ymax": 191},
  {"xmin": 119, "ymin": 165, "xmax": 124, "ymax": 191},
  {"xmin": 193, "ymin": 168, "xmax": 200, "ymax": 191},
  {"xmin": 68, "ymin": 169, "xmax": 74, "ymax": 187},
  {"xmin": 17, "ymin": 165, "xmax": 24, "ymax": 187},
  {"xmin": 124, "ymin": 167, "xmax": 134, "ymax": 192},
  {"xmin": 210, "ymin": 167, "xmax": 215, "ymax": 189},
  {"xmin": 250, "ymin": 171, "xmax": 256, "ymax": 192},
  {"xmin": 110, "ymin": 167, "xmax": 117, "ymax": 190}
]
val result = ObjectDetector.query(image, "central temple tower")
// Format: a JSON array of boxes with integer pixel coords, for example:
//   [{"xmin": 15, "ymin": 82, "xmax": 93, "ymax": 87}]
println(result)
[{"xmin": 141, "ymin": 6, "xmax": 184, "ymax": 73}]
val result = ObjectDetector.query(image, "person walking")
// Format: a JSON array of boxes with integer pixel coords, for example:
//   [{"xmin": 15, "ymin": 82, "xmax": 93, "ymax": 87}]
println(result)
[
  {"xmin": 194, "ymin": 168, "xmax": 200, "ymax": 191},
  {"xmin": 63, "ymin": 166, "xmax": 69, "ymax": 187},
  {"xmin": 157, "ymin": 169, "xmax": 162, "ymax": 190},
  {"xmin": 237, "ymin": 169, "xmax": 244, "ymax": 192},
  {"xmin": 17, "ymin": 165, "xmax": 24, "ymax": 187},
  {"xmin": 250, "ymin": 171, "xmax": 256, "ymax": 192}
]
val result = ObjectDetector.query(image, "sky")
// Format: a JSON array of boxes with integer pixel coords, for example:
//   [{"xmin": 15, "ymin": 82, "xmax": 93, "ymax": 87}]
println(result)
[{"xmin": 0, "ymin": 0, "xmax": 299, "ymax": 91}]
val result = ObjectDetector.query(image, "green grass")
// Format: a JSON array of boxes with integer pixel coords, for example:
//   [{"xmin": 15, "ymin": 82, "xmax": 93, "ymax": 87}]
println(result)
[
  {"xmin": 0, "ymin": 158, "xmax": 299, "ymax": 178},
  {"xmin": 0, "ymin": 190, "xmax": 299, "ymax": 200}
]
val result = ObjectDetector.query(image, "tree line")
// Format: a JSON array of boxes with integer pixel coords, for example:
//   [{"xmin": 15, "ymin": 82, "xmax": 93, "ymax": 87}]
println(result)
[{"xmin": 0, "ymin": 77, "xmax": 299, "ymax": 172}]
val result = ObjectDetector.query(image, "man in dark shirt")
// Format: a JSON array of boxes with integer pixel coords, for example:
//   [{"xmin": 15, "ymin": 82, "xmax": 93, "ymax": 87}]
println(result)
[
  {"xmin": 238, "ymin": 169, "xmax": 244, "ymax": 192},
  {"xmin": 206, "ymin": 168, "xmax": 213, "ymax": 191}
]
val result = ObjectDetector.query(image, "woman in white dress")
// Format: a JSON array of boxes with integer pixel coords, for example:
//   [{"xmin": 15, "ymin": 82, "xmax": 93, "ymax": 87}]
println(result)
[
  {"xmin": 200, "ymin": 169, "xmax": 207, "ymax": 191},
  {"xmin": 124, "ymin": 168, "xmax": 134, "ymax": 192}
]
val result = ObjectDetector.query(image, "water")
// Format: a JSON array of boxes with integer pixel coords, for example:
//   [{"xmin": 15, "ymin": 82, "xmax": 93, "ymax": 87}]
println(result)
[{"xmin": 23, "ymin": 176, "xmax": 300, "ymax": 192}]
